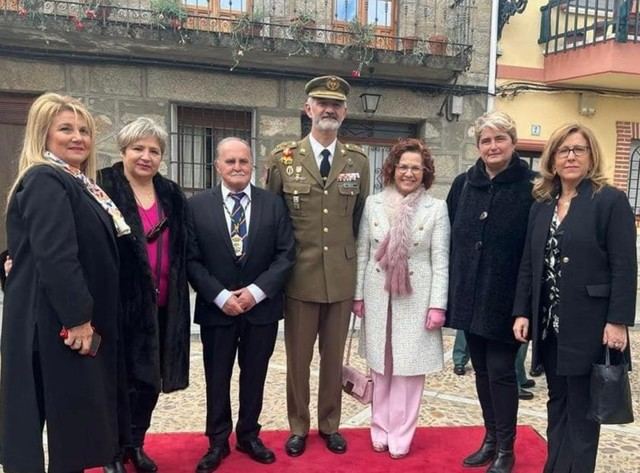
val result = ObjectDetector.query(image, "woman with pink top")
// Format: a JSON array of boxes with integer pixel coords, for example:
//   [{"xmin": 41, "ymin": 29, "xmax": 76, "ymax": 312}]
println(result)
[
  {"xmin": 352, "ymin": 138, "xmax": 450, "ymax": 459},
  {"xmin": 98, "ymin": 117, "xmax": 191, "ymax": 473}
]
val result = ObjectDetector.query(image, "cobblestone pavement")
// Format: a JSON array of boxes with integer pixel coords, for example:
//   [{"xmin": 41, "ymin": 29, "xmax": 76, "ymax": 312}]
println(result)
[{"xmin": 0, "ymin": 327, "xmax": 637, "ymax": 472}]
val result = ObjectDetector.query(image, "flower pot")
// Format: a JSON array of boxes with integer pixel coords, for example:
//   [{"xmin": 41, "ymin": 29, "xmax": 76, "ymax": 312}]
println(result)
[
  {"xmin": 401, "ymin": 36, "xmax": 418, "ymax": 53},
  {"xmin": 428, "ymin": 34, "xmax": 448, "ymax": 55}
]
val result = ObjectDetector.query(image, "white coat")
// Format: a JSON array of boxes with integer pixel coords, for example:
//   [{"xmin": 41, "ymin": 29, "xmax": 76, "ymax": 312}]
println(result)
[{"xmin": 354, "ymin": 190, "xmax": 450, "ymax": 376}]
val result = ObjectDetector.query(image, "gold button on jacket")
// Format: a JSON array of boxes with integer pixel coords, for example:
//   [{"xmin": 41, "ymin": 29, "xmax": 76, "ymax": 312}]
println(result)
[{"xmin": 266, "ymin": 135, "xmax": 370, "ymax": 302}]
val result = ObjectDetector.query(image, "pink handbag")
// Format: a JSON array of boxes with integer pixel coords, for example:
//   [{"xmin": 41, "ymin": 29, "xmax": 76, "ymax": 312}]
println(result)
[{"xmin": 341, "ymin": 315, "xmax": 373, "ymax": 405}]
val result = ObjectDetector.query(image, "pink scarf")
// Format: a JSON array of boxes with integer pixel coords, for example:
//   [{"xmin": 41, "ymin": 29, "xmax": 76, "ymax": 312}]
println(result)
[{"xmin": 375, "ymin": 186, "xmax": 425, "ymax": 296}]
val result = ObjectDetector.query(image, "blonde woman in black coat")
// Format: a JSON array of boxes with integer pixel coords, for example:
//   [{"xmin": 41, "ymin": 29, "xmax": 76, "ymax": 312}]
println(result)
[
  {"xmin": 513, "ymin": 123, "xmax": 636, "ymax": 473},
  {"xmin": 0, "ymin": 93, "xmax": 129, "ymax": 473}
]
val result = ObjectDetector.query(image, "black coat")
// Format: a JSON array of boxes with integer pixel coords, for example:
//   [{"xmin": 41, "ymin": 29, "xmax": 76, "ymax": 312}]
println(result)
[
  {"xmin": 446, "ymin": 155, "xmax": 535, "ymax": 343},
  {"xmin": 513, "ymin": 179, "xmax": 637, "ymax": 375},
  {"xmin": 187, "ymin": 185, "xmax": 295, "ymax": 326},
  {"xmin": 1, "ymin": 166, "xmax": 120, "ymax": 472},
  {"xmin": 98, "ymin": 163, "xmax": 190, "ymax": 393}
]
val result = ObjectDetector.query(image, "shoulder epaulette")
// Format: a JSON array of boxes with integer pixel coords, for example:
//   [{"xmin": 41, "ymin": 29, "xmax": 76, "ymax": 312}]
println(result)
[
  {"xmin": 272, "ymin": 140, "xmax": 299, "ymax": 155},
  {"xmin": 345, "ymin": 143, "xmax": 367, "ymax": 158}
]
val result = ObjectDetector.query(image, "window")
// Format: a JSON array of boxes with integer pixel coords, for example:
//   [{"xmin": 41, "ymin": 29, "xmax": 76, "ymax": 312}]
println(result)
[
  {"xmin": 171, "ymin": 106, "xmax": 252, "ymax": 195},
  {"xmin": 627, "ymin": 140, "xmax": 640, "ymax": 215},
  {"xmin": 183, "ymin": 0, "xmax": 251, "ymax": 15},
  {"xmin": 517, "ymin": 149, "xmax": 542, "ymax": 172},
  {"xmin": 334, "ymin": 0, "xmax": 395, "ymax": 30}
]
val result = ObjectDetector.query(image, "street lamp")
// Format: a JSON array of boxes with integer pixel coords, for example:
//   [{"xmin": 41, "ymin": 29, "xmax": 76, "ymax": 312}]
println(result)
[{"xmin": 360, "ymin": 92, "xmax": 382, "ymax": 116}]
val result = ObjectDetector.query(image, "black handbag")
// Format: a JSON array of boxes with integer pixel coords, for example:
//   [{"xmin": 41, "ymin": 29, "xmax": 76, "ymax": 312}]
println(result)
[{"xmin": 587, "ymin": 347, "xmax": 634, "ymax": 425}]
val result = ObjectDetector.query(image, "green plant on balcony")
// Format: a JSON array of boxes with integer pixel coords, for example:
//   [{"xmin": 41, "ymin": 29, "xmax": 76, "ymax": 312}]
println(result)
[
  {"xmin": 230, "ymin": 10, "xmax": 265, "ymax": 70},
  {"xmin": 151, "ymin": 0, "xmax": 188, "ymax": 30},
  {"xmin": 287, "ymin": 12, "xmax": 316, "ymax": 56},
  {"xmin": 342, "ymin": 19, "xmax": 375, "ymax": 75}
]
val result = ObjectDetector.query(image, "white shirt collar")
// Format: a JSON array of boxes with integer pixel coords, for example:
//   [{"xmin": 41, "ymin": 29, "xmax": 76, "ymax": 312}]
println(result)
[
  {"xmin": 221, "ymin": 182, "xmax": 252, "ymax": 202},
  {"xmin": 309, "ymin": 135, "xmax": 337, "ymax": 161}
]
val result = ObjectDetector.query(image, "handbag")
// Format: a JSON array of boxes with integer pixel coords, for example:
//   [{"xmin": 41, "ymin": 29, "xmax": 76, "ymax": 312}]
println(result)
[
  {"xmin": 341, "ymin": 315, "xmax": 373, "ymax": 405},
  {"xmin": 587, "ymin": 346, "xmax": 634, "ymax": 425}
]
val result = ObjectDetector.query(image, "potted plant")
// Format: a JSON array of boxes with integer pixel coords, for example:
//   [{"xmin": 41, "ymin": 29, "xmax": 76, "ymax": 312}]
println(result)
[
  {"xmin": 428, "ymin": 33, "xmax": 448, "ymax": 55},
  {"xmin": 150, "ymin": 0, "xmax": 188, "ymax": 30},
  {"xmin": 229, "ymin": 10, "xmax": 265, "ymax": 70},
  {"xmin": 288, "ymin": 11, "xmax": 316, "ymax": 55},
  {"xmin": 401, "ymin": 35, "xmax": 419, "ymax": 53},
  {"xmin": 343, "ymin": 19, "xmax": 375, "ymax": 74}
]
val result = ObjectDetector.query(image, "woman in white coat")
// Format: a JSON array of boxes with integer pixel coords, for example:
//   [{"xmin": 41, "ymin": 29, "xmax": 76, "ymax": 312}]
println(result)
[{"xmin": 352, "ymin": 138, "xmax": 450, "ymax": 459}]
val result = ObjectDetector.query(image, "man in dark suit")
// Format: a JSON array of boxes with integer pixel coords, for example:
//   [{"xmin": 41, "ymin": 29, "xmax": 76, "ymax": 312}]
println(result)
[{"xmin": 188, "ymin": 137, "xmax": 295, "ymax": 473}]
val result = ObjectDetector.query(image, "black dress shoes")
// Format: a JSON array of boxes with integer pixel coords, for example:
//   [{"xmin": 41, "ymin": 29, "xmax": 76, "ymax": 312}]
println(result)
[
  {"xmin": 103, "ymin": 460, "xmax": 126, "ymax": 473},
  {"xmin": 529, "ymin": 364, "xmax": 544, "ymax": 377},
  {"xmin": 462, "ymin": 432, "xmax": 497, "ymax": 467},
  {"xmin": 453, "ymin": 364, "xmax": 466, "ymax": 375},
  {"xmin": 284, "ymin": 434, "xmax": 307, "ymax": 457},
  {"xmin": 520, "ymin": 378, "xmax": 536, "ymax": 389},
  {"xmin": 124, "ymin": 446, "xmax": 158, "ymax": 473},
  {"xmin": 236, "ymin": 438, "xmax": 276, "ymax": 464},
  {"xmin": 487, "ymin": 449, "xmax": 515, "ymax": 473},
  {"xmin": 195, "ymin": 444, "xmax": 231, "ymax": 473},
  {"xmin": 319, "ymin": 431, "xmax": 347, "ymax": 454}
]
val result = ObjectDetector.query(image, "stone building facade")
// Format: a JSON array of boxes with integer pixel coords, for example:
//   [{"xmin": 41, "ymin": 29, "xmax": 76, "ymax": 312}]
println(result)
[{"xmin": 0, "ymin": 0, "xmax": 492, "ymax": 249}]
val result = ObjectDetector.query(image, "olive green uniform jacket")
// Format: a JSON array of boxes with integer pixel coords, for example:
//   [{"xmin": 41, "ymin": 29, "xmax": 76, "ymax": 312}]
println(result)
[{"xmin": 266, "ymin": 136, "xmax": 370, "ymax": 303}]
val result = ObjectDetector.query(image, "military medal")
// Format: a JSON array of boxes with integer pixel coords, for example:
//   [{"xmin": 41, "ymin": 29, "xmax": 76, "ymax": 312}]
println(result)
[
  {"xmin": 231, "ymin": 234, "xmax": 243, "ymax": 257},
  {"xmin": 286, "ymin": 165, "xmax": 294, "ymax": 176},
  {"xmin": 295, "ymin": 166, "xmax": 302, "ymax": 173}
]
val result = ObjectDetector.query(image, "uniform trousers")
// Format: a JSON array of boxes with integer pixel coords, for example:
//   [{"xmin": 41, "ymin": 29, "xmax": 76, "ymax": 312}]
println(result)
[
  {"xmin": 370, "ymin": 308, "xmax": 424, "ymax": 456},
  {"xmin": 466, "ymin": 332, "xmax": 519, "ymax": 450},
  {"xmin": 201, "ymin": 318, "xmax": 278, "ymax": 447},
  {"xmin": 285, "ymin": 297, "xmax": 351, "ymax": 436},
  {"xmin": 540, "ymin": 331, "xmax": 600, "ymax": 473}
]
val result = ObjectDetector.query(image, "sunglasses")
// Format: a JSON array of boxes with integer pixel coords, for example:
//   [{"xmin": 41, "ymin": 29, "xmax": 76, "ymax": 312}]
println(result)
[{"xmin": 146, "ymin": 217, "xmax": 168, "ymax": 242}]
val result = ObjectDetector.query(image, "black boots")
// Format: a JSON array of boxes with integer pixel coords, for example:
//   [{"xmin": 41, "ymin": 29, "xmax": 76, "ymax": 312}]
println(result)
[
  {"xmin": 463, "ymin": 432, "xmax": 497, "ymax": 467},
  {"xmin": 487, "ymin": 448, "xmax": 515, "ymax": 473},
  {"xmin": 124, "ymin": 446, "xmax": 158, "ymax": 472}
]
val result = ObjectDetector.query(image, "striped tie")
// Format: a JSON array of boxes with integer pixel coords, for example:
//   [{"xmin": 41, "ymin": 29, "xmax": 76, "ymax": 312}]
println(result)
[{"xmin": 230, "ymin": 192, "xmax": 247, "ymax": 258}]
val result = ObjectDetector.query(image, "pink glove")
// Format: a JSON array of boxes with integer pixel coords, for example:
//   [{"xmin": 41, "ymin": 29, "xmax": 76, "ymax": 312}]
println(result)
[
  {"xmin": 425, "ymin": 308, "xmax": 446, "ymax": 330},
  {"xmin": 352, "ymin": 300, "xmax": 365, "ymax": 318}
]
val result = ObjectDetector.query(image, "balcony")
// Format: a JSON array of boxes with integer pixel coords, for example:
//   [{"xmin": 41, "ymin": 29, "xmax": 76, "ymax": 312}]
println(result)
[
  {"xmin": 538, "ymin": 0, "xmax": 640, "ymax": 89},
  {"xmin": 0, "ymin": 0, "xmax": 474, "ymax": 83}
]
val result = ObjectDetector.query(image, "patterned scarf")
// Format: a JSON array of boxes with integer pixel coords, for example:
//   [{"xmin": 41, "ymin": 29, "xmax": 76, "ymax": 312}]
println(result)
[
  {"xmin": 375, "ymin": 186, "xmax": 425, "ymax": 296},
  {"xmin": 44, "ymin": 151, "xmax": 131, "ymax": 237}
]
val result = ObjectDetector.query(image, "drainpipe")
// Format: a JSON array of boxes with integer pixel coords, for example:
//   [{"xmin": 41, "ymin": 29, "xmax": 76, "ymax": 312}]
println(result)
[{"xmin": 487, "ymin": 0, "xmax": 500, "ymax": 112}]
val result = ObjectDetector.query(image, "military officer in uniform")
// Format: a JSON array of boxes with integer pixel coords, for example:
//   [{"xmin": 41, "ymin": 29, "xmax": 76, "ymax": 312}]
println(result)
[{"xmin": 266, "ymin": 75, "xmax": 370, "ymax": 457}]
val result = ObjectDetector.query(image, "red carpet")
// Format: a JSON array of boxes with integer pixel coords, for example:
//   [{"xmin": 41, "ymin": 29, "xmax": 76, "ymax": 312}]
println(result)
[{"xmin": 88, "ymin": 426, "xmax": 546, "ymax": 472}]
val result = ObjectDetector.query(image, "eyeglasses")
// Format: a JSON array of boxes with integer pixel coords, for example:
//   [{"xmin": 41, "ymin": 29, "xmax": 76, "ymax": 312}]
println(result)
[
  {"xmin": 395, "ymin": 164, "xmax": 425, "ymax": 175},
  {"xmin": 556, "ymin": 145, "xmax": 590, "ymax": 159},
  {"xmin": 146, "ymin": 217, "xmax": 168, "ymax": 242}
]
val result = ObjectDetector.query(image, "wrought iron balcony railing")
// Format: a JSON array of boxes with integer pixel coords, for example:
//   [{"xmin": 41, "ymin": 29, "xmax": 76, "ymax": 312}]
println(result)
[
  {"xmin": 0, "ymin": 0, "xmax": 474, "ymax": 73},
  {"xmin": 539, "ymin": 0, "xmax": 639, "ymax": 54}
]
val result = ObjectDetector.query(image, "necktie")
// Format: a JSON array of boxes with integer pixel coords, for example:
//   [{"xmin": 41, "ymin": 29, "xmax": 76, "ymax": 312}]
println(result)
[
  {"xmin": 320, "ymin": 149, "xmax": 331, "ymax": 181},
  {"xmin": 229, "ymin": 192, "xmax": 247, "ymax": 258}
]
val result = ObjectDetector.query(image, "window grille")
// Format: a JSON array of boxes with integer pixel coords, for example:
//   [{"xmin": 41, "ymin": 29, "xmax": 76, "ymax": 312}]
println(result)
[{"xmin": 170, "ymin": 106, "xmax": 252, "ymax": 195}]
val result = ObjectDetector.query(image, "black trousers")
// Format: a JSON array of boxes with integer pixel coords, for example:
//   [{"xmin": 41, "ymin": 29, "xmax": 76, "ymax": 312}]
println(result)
[
  {"xmin": 200, "ymin": 318, "xmax": 278, "ymax": 447},
  {"xmin": 127, "ymin": 306, "xmax": 167, "ymax": 448},
  {"xmin": 541, "ymin": 332, "xmax": 600, "ymax": 473},
  {"xmin": 466, "ymin": 332, "xmax": 520, "ymax": 450}
]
